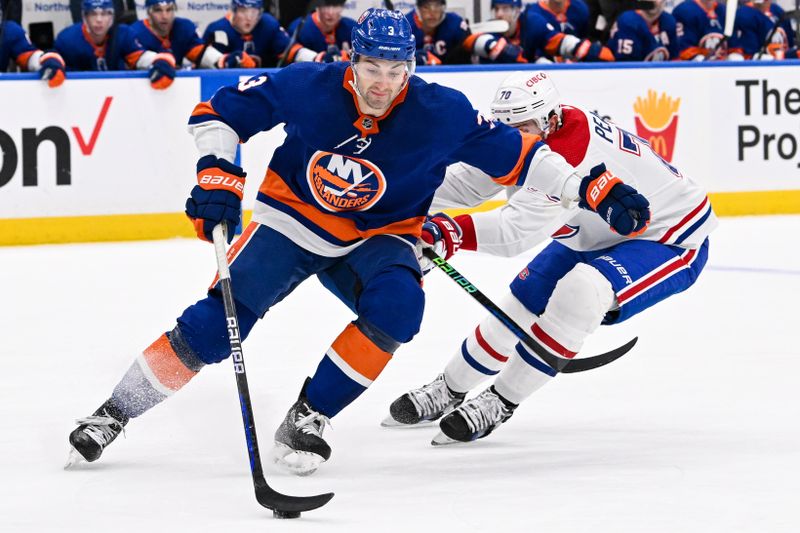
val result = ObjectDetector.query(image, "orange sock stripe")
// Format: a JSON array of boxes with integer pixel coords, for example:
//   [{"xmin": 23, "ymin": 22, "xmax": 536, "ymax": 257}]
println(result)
[
  {"xmin": 330, "ymin": 323, "xmax": 392, "ymax": 381},
  {"xmin": 141, "ymin": 334, "xmax": 197, "ymax": 391}
]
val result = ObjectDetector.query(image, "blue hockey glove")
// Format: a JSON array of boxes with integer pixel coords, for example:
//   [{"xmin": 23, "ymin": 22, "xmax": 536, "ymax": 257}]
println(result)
[
  {"xmin": 578, "ymin": 164, "xmax": 650, "ymax": 236},
  {"xmin": 185, "ymin": 155, "xmax": 246, "ymax": 244},
  {"xmin": 217, "ymin": 51, "xmax": 257, "ymax": 68},
  {"xmin": 485, "ymin": 37, "xmax": 526, "ymax": 63},
  {"xmin": 39, "ymin": 51, "xmax": 66, "ymax": 88},
  {"xmin": 149, "ymin": 53, "xmax": 176, "ymax": 90},
  {"xmin": 315, "ymin": 45, "xmax": 347, "ymax": 63}
]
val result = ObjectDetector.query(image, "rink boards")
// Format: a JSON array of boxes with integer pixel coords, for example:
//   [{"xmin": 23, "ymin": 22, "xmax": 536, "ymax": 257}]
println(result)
[{"xmin": 0, "ymin": 62, "xmax": 798, "ymax": 245}]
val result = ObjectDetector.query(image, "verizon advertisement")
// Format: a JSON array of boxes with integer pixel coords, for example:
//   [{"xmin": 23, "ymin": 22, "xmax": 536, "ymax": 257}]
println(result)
[
  {"xmin": 0, "ymin": 64, "xmax": 797, "ymax": 225},
  {"xmin": 0, "ymin": 78, "xmax": 199, "ymax": 219}
]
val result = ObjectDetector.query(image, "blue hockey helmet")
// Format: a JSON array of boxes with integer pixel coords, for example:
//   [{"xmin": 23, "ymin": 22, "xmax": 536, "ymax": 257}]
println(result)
[
  {"xmin": 351, "ymin": 8, "xmax": 416, "ymax": 62},
  {"xmin": 231, "ymin": 0, "xmax": 262, "ymax": 9},
  {"xmin": 145, "ymin": 0, "xmax": 176, "ymax": 7},
  {"xmin": 82, "ymin": 0, "xmax": 114, "ymax": 12},
  {"xmin": 491, "ymin": 0, "xmax": 522, "ymax": 7}
]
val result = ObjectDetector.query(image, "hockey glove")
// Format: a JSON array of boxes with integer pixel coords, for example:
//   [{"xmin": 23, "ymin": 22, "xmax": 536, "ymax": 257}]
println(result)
[
  {"xmin": 217, "ymin": 51, "xmax": 257, "ymax": 69},
  {"xmin": 420, "ymin": 213, "xmax": 463, "ymax": 259},
  {"xmin": 578, "ymin": 163, "xmax": 651, "ymax": 236},
  {"xmin": 315, "ymin": 45, "xmax": 348, "ymax": 63},
  {"xmin": 148, "ymin": 53, "xmax": 176, "ymax": 90},
  {"xmin": 39, "ymin": 51, "xmax": 66, "ymax": 88},
  {"xmin": 485, "ymin": 38, "xmax": 527, "ymax": 63},
  {"xmin": 185, "ymin": 155, "xmax": 246, "ymax": 244},
  {"xmin": 415, "ymin": 49, "xmax": 443, "ymax": 66},
  {"xmin": 572, "ymin": 40, "xmax": 615, "ymax": 62}
]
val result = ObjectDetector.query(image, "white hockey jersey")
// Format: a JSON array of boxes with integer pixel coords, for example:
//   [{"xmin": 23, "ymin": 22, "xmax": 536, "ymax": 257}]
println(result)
[{"xmin": 432, "ymin": 105, "xmax": 718, "ymax": 257}]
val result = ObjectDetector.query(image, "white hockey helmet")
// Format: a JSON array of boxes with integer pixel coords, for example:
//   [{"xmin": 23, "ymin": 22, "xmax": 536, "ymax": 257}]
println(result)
[{"xmin": 490, "ymin": 71, "xmax": 563, "ymax": 136}]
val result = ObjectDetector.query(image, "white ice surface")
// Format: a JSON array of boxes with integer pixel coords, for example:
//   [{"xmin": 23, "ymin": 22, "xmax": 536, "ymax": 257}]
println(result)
[{"xmin": 1, "ymin": 216, "xmax": 799, "ymax": 532}]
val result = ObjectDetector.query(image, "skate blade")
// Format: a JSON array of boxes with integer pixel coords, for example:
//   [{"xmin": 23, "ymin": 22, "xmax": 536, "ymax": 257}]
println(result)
[
  {"xmin": 272, "ymin": 442, "xmax": 325, "ymax": 477},
  {"xmin": 430, "ymin": 431, "xmax": 462, "ymax": 446},
  {"xmin": 64, "ymin": 447, "xmax": 87, "ymax": 469},
  {"xmin": 380, "ymin": 415, "xmax": 436, "ymax": 428}
]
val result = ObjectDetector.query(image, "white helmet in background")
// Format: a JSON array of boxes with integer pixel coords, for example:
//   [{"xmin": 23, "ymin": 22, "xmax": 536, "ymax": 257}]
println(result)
[{"xmin": 490, "ymin": 71, "xmax": 563, "ymax": 137}]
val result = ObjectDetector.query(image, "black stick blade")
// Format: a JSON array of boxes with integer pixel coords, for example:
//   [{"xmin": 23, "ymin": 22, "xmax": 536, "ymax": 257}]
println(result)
[
  {"xmin": 561, "ymin": 336, "xmax": 638, "ymax": 374},
  {"xmin": 254, "ymin": 476, "xmax": 334, "ymax": 516}
]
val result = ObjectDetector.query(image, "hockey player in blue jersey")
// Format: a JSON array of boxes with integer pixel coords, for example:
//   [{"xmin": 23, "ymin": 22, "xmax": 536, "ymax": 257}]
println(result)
[
  {"xmin": 728, "ymin": 0, "xmax": 798, "ymax": 60},
  {"xmin": 672, "ymin": 0, "xmax": 728, "ymax": 60},
  {"xmin": 55, "ymin": 0, "xmax": 177, "ymax": 89},
  {"xmin": 466, "ymin": 0, "xmax": 614, "ymax": 63},
  {"xmin": 65, "ymin": 8, "xmax": 648, "ymax": 476},
  {"xmin": 405, "ymin": 0, "xmax": 469, "ymax": 65},
  {"xmin": 384, "ymin": 71, "xmax": 715, "ymax": 444},
  {"xmin": 0, "ymin": 6, "xmax": 66, "ymax": 87},
  {"xmin": 607, "ymin": 0, "xmax": 679, "ymax": 61},
  {"xmin": 527, "ymin": 0, "xmax": 590, "ymax": 39},
  {"xmin": 131, "ymin": 0, "xmax": 251, "ymax": 69},
  {"xmin": 287, "ymin": 0, "xmax": 356, "ymax": 63}
]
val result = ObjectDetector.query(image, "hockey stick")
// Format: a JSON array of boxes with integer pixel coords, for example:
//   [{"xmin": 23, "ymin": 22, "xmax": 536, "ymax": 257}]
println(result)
[
  {"xmin": 383, "ymin": 0, "xmax": 395, "ymax": 10},
  {"xmin": 423, "ymin": 248, "xmax": 637, "ymax": 374},
  {"xmin": 212, "ymin": 224, "xmax": 334, "ymax": 519},
  {"xmin": 706, "ymin": 0, "xmax": 738, "ymax": 59},
  {"xmin": 277, "ymin": 0, "xmax": 319, "ymax": 67},
  {"xmin": 756, "ymin": 9, "xmax": 799, "ymax": 58}
]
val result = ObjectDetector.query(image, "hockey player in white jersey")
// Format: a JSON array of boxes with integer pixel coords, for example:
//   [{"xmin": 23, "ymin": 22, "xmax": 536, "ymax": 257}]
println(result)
[{"xmin": 384, "ymin": 70, "xmax": 718, "ymax": 444}]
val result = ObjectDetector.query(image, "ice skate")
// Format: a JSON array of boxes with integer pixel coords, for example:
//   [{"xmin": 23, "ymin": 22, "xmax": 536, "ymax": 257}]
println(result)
[
  {"xmin": 65, "ymin": 400, "xmax": 129, "ymax": 468},
  {"xmin": 431, "ymin": 386, "xmax": 516, "ymax": 446},
  {"xmin": 381, "ymin": 374, "xmax": 466, "ymax": 428},
  {"xmin": 273, "ymin": 379, "xmax": 331, "ymax": 476}
]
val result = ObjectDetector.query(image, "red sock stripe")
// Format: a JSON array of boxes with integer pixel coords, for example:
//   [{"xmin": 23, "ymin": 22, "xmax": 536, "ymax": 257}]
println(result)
[
  {"xmin": 531, "ymin": 323, "xmax": 576, "ymax": 359},
  {"xmin": 474, "ymin": 325, "xmax": 509, "ymax": 362}
]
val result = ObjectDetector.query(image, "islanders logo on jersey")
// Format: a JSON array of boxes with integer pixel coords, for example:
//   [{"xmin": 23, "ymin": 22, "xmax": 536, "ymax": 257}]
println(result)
[
  {"xmin": 306, "ymin": 151, "xmax": 386, "ymax": 212},
  {"xmin": 633, "ymin": 90, "xmax": 680, "ymax": 162}
]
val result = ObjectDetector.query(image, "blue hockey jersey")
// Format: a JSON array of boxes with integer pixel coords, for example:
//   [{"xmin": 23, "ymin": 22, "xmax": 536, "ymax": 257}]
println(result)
[
  {"xmin": 0, "ymin": 21, "xmax": 37, "ymax": 71},
  {"xmin": 188, "ymin": 62, "xmax": 546, "ymax": 255},
  {"xmin": 130, "ymin": 17, "xmax": 204, "ymax": 66},
  {"xmin": 405, "ymin": 10, "xmax": 468, "ymax": 63},
  {"xmin": 672, "ymin": 0, "xmax": 726, "ymax": 59},
  {"xmin": 730, "ymin": 2, "xmax": 795, "ymax": 58},
  {"xmin": 55, "ymin": 23, "xmax": 145, "ymax": 71},
  {"xmin": 468, "ymin": 8, "xmax": 564, "ymax": 63},
  {"xmin": 527, "ymin": 0, "xmax": 590, "ymax": 38},
  {"xmin": 202, "ymin": 13, "xmax": 290, "ymax": 68},
  {"xmin": 287, "ymin": 11, "xmax": 356, "ymax": 52},
  {"xmin": 608, "ymin": 10, "xmax": 679, "ymax": 61}
]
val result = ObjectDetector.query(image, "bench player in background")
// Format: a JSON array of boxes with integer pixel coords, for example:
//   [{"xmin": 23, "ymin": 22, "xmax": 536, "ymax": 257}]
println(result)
[
  {"xmin": 527, "ymin": 0, "xmax": 591, "ymax": 41},
  {"xmin": 287, "ymin": 0, "xmax": 356, "ymax": 63},
  {"xmin": 0, "ymin": 2, "xmax": 66, "ymax": 86},
  {"xmin": 672, "ymin": 0, "xmax": 729, "ymax": 60},
  {"xmin": 466, "ymin": 0, "xmax": 614, "ymax": 63},
  {"xmin": 405, "ymin": 0, "xmax": 470, "ymax": 65},
  {"xmin": 131, "ymin": 0, "xmax": 253, "ymax": 69},
  {"xmin": 384, "ymin": 71, "xmax": 716, "ymax": 445},
  {"xmin": 65, "ymin": 9, "xmax": 647, "ymax": 477},
  {"xmin": 727, "ymin": 0, "xmax": 798, "ymax": 60},
  {"xmin": 607, "ymin": 0, "xmax": 679, "ymax": 61},
  {"xmin": 55, "ymin": 0, "xmax": 176, "ymax": 89}
]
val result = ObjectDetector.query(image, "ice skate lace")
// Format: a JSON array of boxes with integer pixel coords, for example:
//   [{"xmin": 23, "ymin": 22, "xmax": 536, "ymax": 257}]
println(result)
[
  {"xmin": 295, "ymin": 407, "xmax": 331, "ymax": 438},
  {"xmin": 408, "ymin": 375, "xmax": 453, "ymax": 417},
  {"xmin": 459, "ymin": 390, "xmax": 509, "ymax": 434},
  {"xmin": 74, "ymin": 415, "xmax": 125, "ymax": 446}
]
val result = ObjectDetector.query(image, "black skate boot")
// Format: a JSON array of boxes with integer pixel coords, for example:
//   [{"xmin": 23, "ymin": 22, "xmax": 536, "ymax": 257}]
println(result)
[
  {"xmin": 432, "ymin": 386, "xmax": 516, "ymax": 445},
  {"xmin": 273, "ymin": 378, "xmax": 331, "ymax": 476},
  {"xmin": 66, "ymin": 399, "xmax": 129, "ymax": 467},
  {"xmin": 382, "ymin": 374, "xmax": 466, "ymax": 427}
]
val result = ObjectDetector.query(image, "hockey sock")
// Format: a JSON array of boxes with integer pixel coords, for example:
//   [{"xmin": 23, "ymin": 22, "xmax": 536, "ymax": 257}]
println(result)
[
  {"xmin": 444, "ymin": 293, "xmax": 538, "ymax": 393},
  {"xmin": 493, "ymin": 343, "xmax": 556, "ymax": 405},
  {"xmin": 305, "ymin": 320, "xmax": 395, "ymax": 418},
  {"xmin": 531, "ymin": 263, "xmax": 615, "ymax": 359},
  {"xmin": 110, "ymin": 327, "xmax": 205, "ymax": 418}
]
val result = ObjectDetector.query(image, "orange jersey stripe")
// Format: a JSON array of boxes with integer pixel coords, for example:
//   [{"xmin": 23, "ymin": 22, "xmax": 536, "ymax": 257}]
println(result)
[
  {"xmin": 186, "ymin": 44, "xmax": 205, "ymax": 63},
  {"xmin": 331, "ymin": 323, "xmax": 392, "ymax": 381},
  {"xmin": 141, "ymin": 334, "xmax": 198, "ymax": 391},
  {"xmin": 125, "ymin": 50, "xmax": 144, "ymax": 69},
  {"xmin": 191, "ymin": 100, "xmax": 220, "ymax": 118},
  {"xmin": 208, "ymin": 221, "xmax": 259, "ymax": 289},
  {"xmin": 492, "ymin": 131, "xmax": 541, "ymax": 186},
  {"xmin": 259, "ymin": 169, "xmax": 425, "ymax": 241},
  {"xmin": 16, "ymin": 50, "xmax": 35, "ymax": 69},
  {"xmin": 544, "ymin": 33, "xmax": 565, "ymax": 57}
]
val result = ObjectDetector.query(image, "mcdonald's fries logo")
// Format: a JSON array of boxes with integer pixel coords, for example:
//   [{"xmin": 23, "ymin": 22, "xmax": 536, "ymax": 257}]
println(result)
[{"xmin": 633, "ymin": 90, "xmax": 680, "ymax": 162}]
